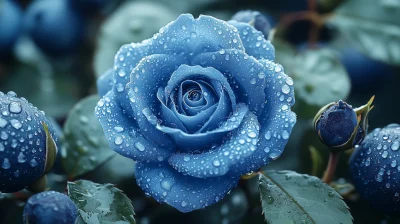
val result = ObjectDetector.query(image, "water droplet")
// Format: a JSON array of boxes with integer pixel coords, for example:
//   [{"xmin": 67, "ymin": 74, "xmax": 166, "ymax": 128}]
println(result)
[
  {"xmin": 239, "ymin": 139, "xmax": 245, "ymax": 144},
  {"xmin": 258, "ymin": 72, "xmax": 265, "ymax": 79},
  {"xmin": 391, "ymin": 160, "xmax": 397, "ymax": 167},
  {"xmin": 30, "ymin": 158, "xmax": 38, "ymax": 167},
  {"xmin": 328, "ymin": 191, "xmax": 335, "ymax": 197},
  {"xmin": 286, "ymin": 78, "xmax": 294, "ymax": 86},
  {"xmin": 18, "ymin": 152, "xmax": 26, "ymax": 163},
  {"xmin": 282, "ymin": 130, "xmax": 289, "ymax": 139},
  {"xmin": 250, "ymin": 78, "xmax": 256, "ymax": 85},
  {"xmin": 213, "ymin": 160, "xmax": 221, "ymax": 167},
  {"xmin": 114, "ymin": 136, "xmax": 123, "ymax": 145},
  {"xmin": 219, "ymin": 49, "xmax": 225, "ymax": 55},
  {"xmin": 114, "ymin": 126, "xmax": 124, "ymax": 133},
  {"xmin": 264, "ymin": 131, "xmax": 271, "ymax": 140},
  {"xmin": 281, "ymin": 85, "xmax": 290, "ymax": 94},
  {"xmin": 181, "ymin": 201, "xmax": 188, "ymax": 207},
  {"xmin": 9, "ymin": 102, "xmax": 22, "ymax": 114},
  {"xmin": 161, "ymin": 179, "xmax": 172, "ymax": 191},
  {"xmin": 2, "ymin": 158, "xmax": 10, "ymax": 169},
  {"xmin": 1, "ymin": 131, "xmax": 8, "ymax": 140},
  {"xmin": 135, "ymin": 142, "xmax": 145, "ymax": 151},
  {"xmin": 0, "ymin": 118, "xmax": 7, "ymax": 128},
  {"xmin": 118, "ymin": 70, "xmax": 126, "ymax": 77},
  {"xmin": 0, "ymin": 143, "xmax": 4, "ymax": 151},
  {"xmin": 382, "ymin": 151, "xmax": 388, "ymax": 158},
  {"xmin": 391, "ymin": 141, "xmax": 399, "ymax": 151},
  {"xmin": 183, "ymin": 156, "xmax": 190, "ymax": 162},
  {"xmin": 116, "ymin": 83, "xmax": 124, "ymax": 92},
  {"xmin": 247, "ymin": 131, "xmax": 256, "ymax": 138},
  {"xmin": 274, "ymin": 66, "xmax": 282, "ymax": 73}
]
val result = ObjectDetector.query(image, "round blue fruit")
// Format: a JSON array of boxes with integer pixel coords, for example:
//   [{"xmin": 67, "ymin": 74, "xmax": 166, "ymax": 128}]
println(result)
[
  {"xmin": 24, "ymin": 0, "xmax": 85, "ymax": 57},
  {"xmin": 0, "ymin": 0, "xmax": 22, "ymax": 58},
  {"xmin": 23, "ymin": 191, "xmax": 78, "ymax": 224},
  {"xmin": 69, "ymin": 0, "xmax": 107, "ymax": 14},
  {"xmin": 350, "ymin": 124, "xmax": 400, "ymax": 213},
  {"xmin": 0, "ymin": 91, "xmax": 58, "ymax": 193},
  {"xmin": 340, "ymin": 47, "xmax": 394, "ymax": 93}
]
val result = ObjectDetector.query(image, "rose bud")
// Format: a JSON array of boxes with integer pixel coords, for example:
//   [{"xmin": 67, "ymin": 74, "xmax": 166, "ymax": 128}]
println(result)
[{"xmin": 313, "ymin": 96, "xmax": 374, "ymax": 152}]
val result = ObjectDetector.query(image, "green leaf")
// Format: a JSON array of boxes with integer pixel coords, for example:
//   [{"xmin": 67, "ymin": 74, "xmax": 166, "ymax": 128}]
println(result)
[
  {"xmin": 330, "ymin": 0, "xmax": 400, "ymax": 65},
  {"xmin": 61, "ymin": 95, "xmax": 115, "ymax": 179},
  {"xmin": 67, "ymin": 180, "xmax": 136, "ymax": 224},
  {"xmin": 259, "ymin": 170, "xmax": 352, "ymax": 224},
  {"xmin": 274, "ymin": 42, "xmax": 350, "ymax": 118}
]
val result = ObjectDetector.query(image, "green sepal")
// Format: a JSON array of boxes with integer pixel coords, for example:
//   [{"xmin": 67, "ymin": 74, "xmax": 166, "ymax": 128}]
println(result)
[{"xmin": 42, "ymin": 122, "xmax": 57, "ymax": 174}]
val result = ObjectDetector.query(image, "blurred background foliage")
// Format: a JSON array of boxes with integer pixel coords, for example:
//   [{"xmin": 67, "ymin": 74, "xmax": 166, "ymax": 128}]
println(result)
[{"xmin": 0, "ymin": 0, "xmax": 399, "ymax": 223}]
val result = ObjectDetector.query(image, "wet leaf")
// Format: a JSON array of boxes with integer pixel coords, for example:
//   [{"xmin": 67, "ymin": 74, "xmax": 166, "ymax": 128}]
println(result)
[
  {"xmin": 259, "ymin": 170, "xmax": 352, "ymax": 224},
  {"xmin": 62, "ymin": 95, "xmax": 115, "ymax": 179},
  {"xmin": 67, "ymin": 180, "xmax": 136, "ymax": 224},
  {"xmin": 275, "ymin": 42, "xmax": 350, "ymax": 118},
  {"xmin": 331, "ymin": 0, "xmax": 400, "ymax": 65}
]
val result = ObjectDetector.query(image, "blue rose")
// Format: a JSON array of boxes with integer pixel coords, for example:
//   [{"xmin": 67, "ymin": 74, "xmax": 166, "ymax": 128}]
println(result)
[{"xmin": 95, "ymin": 14, "xmax": 296, "ymax": 212}]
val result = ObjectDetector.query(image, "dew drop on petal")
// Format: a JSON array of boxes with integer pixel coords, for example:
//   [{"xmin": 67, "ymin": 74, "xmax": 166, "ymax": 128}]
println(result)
[
  {"xmin": 9, "ymin": 102, "xmax": 22, "ymax": 114},
  {"xmin": 114, "ymin": 136, "xmax": 123, "ymax": 145},
  {"xmin": 0, "ymin": 118, "xmax": 7, "ymax": 128},
  {"xmin": 135, "ymin": 142, "xmax": 145, "ymax": 151},
  {"xmin": 213, "ymin": 160, "xmax": 221, "ymax": 167},
  {"xmin": 281, "ymin": 85, "xmax": 290, "ymax": 94},
  {"xmin": 282, "ymin": 130, "xmax": 289, "ymax": 139},
  {"xmin": 391, "ymin": 141, "xmax": 399, "ymax": 151},
  {"xmin": 247, "ymin": 131, "xmax": 257, "ymax": 138}
]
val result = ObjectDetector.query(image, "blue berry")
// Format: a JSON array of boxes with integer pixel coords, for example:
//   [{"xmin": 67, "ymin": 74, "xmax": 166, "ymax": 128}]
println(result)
[
  {"xmin": 0, "ymin": 0, "xmax": 22, "ymax": 59},
  {"xmin": 231, "ymin": 10, "xmax": 274, "ymax": 38},
  {"xmin": 340, "ymin": 47, "xmax": 394, "ymax": 93},
  {"xmin": 69, "ymin": 0, "xmax": 107, "ymax": 14},
  {"xmin": 24, "ymin": 0, "xmax": 85, "ymax": 57},
  {"xmin": 350, "ymin": 124, "xmax": 400, "ymax": 213},
  {"xmin": 314, "ymin": 100, "xmax": 362, "ymax": 148},
  {"xmin": 0, "ymin": 91, "xmax": 58, "ymax": 193},
  {"xmin": 23, "ymin": 191, "xmax": 78, "ymax": 224}
]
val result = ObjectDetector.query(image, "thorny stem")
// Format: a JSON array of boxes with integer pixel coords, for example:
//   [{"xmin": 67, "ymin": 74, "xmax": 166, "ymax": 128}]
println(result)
[{"xmin": 323, "ymin": 151, "xmax": 341, "ymax": 184}]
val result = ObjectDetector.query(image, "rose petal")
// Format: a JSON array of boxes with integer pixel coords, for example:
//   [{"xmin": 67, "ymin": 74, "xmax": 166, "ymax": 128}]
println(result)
[
  {"xmin": 164, "ymin": 87, "xmax": 218, "ymax": 134},
  {"xmin": 95, "ymin": 91, "xmax": 173, "ymax": 162},
  {"xmin": 128, "ymin": 54, "xmax": 186, "ymax": 149},
  {"xmin": 228, "ymin": 20, "xmax": 275, "ymax": 61},
  {"xmin": 144, "ymin": 104, "xmax": 249, "ymax": 152},
  {"xmin": 96, "ymin": 68, "xmax": 114, "ymax": 97},
  {"xmin": 230, "ymin": 60, "xmax": 296, "ymax": 175},
  {"xmin": 165, "ymin": 65, "xmax": 236, "ymax": 110},
  {"xmin": 168, "ymin": 111, "xmax": 259, "ymax": 178},
  {"xmin": 192, "ymin": 49, "xmax": 266, "ymax": 115},
  {"xmin": 135, "ymin": 162, "xmax": 238, "ymax": 213}
]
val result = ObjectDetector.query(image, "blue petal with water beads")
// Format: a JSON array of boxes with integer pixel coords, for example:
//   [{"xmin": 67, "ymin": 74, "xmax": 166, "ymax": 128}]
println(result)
[
  {"xmin": 228, "ymin": 20, "xmax": 275, "ymax": 61},
  {"xmin": 95, "ymin": 91, "xmax": 173, "ymax": 162},
  {"xmin": 135, "ymin": 162, "xmax": 239, "ymax": 213},
  {"xmin": 192, "ymin": 49, "xmax": 266, "ymax": 115}
]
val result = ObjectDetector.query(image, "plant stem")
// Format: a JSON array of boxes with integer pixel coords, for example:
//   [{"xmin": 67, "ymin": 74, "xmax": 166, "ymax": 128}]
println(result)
[{"xmin": 323, "ymin": 151, "xmax": 341, "ymax": 184}]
